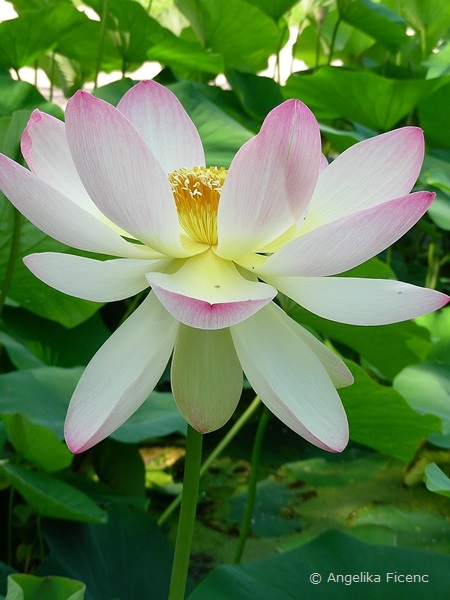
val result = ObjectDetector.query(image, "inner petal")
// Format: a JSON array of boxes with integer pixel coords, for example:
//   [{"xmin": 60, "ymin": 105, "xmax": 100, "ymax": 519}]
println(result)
[{"xmin": 169, "ymin": 167, "xmax": 226, "ymax": 246}]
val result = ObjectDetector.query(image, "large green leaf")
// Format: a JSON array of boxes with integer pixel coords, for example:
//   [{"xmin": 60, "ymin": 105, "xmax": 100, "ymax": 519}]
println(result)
[
  {"xmin": 38, "ymin": 504, "xmax": 174, "ymax": 600},
  {"xmin": 1, "ymin": 414, "xmax": 72, "ymax": 472},
  {"xmin": 6, "ymin": 574, "xmax": 85, "ymax": 600},
  {"xmin": 340, "ymin": 361, "xmax": 440, "ymax": 460},
  {"xmin": 337, "ymin": 0, "xmax": 408, "ymax": 49},
  {"xmin": 0, "ymin": 464, "xmax": 107, "ymax": 523},
  {"xmin": 284, "ymin": 67, "xmax": 447, "ymax": 131},
  {"xmin": 188, "ymin": 530, "xmax": 450, "ymax": 598},
  {"xmin": 176, "ymin": 0, "xmax": 282, "ymax": 72}
]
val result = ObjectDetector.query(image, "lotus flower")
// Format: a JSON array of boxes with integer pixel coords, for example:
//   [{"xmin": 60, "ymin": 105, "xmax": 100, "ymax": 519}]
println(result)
[{"xmin": 0, "ymin": 81, "xmax": 447, "ymax": 454}]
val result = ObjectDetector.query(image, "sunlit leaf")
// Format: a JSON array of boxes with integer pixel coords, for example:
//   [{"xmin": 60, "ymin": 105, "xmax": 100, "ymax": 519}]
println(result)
[
  {"xmin": 0, "ymin": 4, "xmax": 84, "ymax": 71},
  {"xmin": 0, "ymin": 464, "xmax": 107, "ymax": 523},
  {"xmin": 341, "ymin": 361, "xmax": 440, "ymax": 460},
  {"xmin": 285, "ymin": 67, "xmax": 447, "ymax": 131},
  {"xmin": 337, "ymin": 0, "xmax": 408, "ymax": 49},
  {"xmin": 1, "ymin": 414, "xmax": 72, "ymax": 472},
  {"xmin": 176, "ymin": 0, "xmax": 282, "ymax": 72},
  {"xmin": 393, "ymin": 364, "xmax": 450, "ymax": 421},
  {"xmin": 425, "ymin": 463, "xmax": 450, "ymax": 497}
]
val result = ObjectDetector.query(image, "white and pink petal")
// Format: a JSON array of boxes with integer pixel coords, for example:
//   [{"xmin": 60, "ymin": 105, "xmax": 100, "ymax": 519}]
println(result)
[
  {"xmin": 146, "ymin": 250, "xmax": 276, "ymax": 329},
  {"xmin": 24, "ymin": 253, "xmax": 169, "ymax": 302},
  {"xmin": 268, "ymin": 303, "xmax": 353, "ymax": 389},
  {"xmin": 65, "ymin": 91, "xmax": 187, "ymax": 258},
  {"xmin": 303, "ymin": 127, "xmax": 425, "ymax": 233},
  {"xmin": 65, "ymin": 293, "xmax": 178, "ymax": 454},
  {"xmin": 0, "ymin": 154, "xmax": 153, "ymax": 258},
  {"xmin": 230, "ymin": 304, "xmax": 349, "ymax": 452},
  {"xmin": 259, "ymin": 191, "xmax": 435, "ymax": 277},
  {"xmin": 269, "ymin": 276, "xmax": 449, "ymax": 326},
  {"xmin": 21, "ymin": 110, "xmax": 99, "ymax": 215},
  {"xmin": 171, "ymin": 325, "xmax": 242, "ymax": 433},
  {"xmin": 117, "ymin": 80, "xmax": 205, "ymax": 173},
  {"xmin": 216, "ymin": 99, "xmax": 321, "ymax": 259}
]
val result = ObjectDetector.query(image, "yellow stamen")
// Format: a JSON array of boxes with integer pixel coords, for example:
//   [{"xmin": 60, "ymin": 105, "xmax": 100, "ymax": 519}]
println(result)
[{"xmin": 169, "ymin": 167, "xmax": 227, "ymax": 246}]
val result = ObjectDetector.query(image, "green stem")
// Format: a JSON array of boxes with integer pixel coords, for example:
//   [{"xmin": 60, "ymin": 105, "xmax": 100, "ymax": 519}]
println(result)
[
  {"xmin": 158, "ymin": 396, "xmax": 261, "ymax": 527},
  {"xmin": 94, "ymin": 0, "xmax": 109, "ymax": 90},
  {"xmin": 168, "ymin": 425, "xmax": 203, "ymax": 600},
  {"xmin": 233, "ymin": 407, "xmax": 271, "ymax": 564},
  {"xmin": 426, "ymin": 240, "xmax": 439, "ymax": 290},
  {"xmin": 48, "ymin": 51, "xmax": 55, "ymax": 103},
  {"xmin": 327, "ymin": 16, "xmax": 342, "ymax": 65},
  {"xmin": 0, "ymin": 209, "xmax": 22, "ymax": 317}
]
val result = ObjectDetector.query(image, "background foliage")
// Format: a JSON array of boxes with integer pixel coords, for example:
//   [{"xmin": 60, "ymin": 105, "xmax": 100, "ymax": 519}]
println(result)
[{"xmin": 0, "ymin": 0, "xmax": 449, "ymax": 598}]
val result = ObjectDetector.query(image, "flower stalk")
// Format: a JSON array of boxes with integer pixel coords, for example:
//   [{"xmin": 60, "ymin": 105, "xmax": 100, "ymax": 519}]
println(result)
[
  {"xmin": 158, "ymin": 396, "xmax": 261, "ymax": 528},
  {"xmin": 234, "ymin": 407, "xmax": 271, "ymax": 564},
  {"xmin": 168, "ymin": 425, "xmax": 203, "ymax": 600}
]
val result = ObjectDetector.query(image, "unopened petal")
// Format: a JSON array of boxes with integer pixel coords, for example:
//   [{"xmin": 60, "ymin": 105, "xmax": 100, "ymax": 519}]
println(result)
[
  {"xmin": 172, "ymin": 325, "xmax": 242, "ymax": 432},
  {"xmin": 304, "ymin": 127, "xmax": 425, "ymax": 232},
  {"xmin": 270, "ymin": 276, "xmax": 449, "ymax": 325},
  {"xmin": 117, "ymin": 80, "xmax": 205, "ymax": 173},
  {"xmin": 217, "ymin": 99, "xmax": 321, "ymax": 259},
  {"xmin": 65, "ymin": 293, "xmax": 178, "ymax": 454},
  {"xmin": 231, "ymin": 304, "xmax": 349, "ymax": 452},
  {"xmin": 260, "ymin": 192, "xmax": 435, "ymax": 277},
  {"xmin": 147, "ymin": 250, "xmax": 276, "ymax": 329},
  {"xmin": 0, "ymin": 154, "xmax": 152, "ymax": 258},
  {"xmin": 24, "ymin": 253, "xmax": 168, "ymax": 302},
  {"xmin": 65, "ymin": 91, "xmax": 187, "ymax": 257}
]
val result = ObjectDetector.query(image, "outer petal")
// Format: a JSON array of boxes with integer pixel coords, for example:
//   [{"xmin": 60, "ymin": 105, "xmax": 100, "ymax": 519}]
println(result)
[
  {"xmin": 230, "ymin": 303, "xmax": 349, "ymax": 452},
  {"xmin": 303, "ymin": 127, "xmax": 425, "ymax": 233},
  {"xmin": 65, "ymin": 293, "xmax": 179, "ymax": 453},
  {"xmin": 259, "ymin": 191, "xmax": 435, "ymax": 277},
  {"xmin": 21, "ymin": 110, "xmax": 99, "ymax": 214},
  {"xmin": 23, "ymin": 253, "xmax": 169, "ymax": 302},
  {"xmin": 0, "ymin": 154, "xmax": 152, "ymax": 258},
  {"xmin": 117, "ymin": 80, "xmax": 205, "ymax": 173},
  {"xmin": 65, "ymin": 91, "xmax": 187, "ymax": 257},
  {"xmin": 270, "ymin": 276, "xmax": 449, "ymax": 325},
  {"xmin": 146, "ymin": 250, "xmax": 276, "ymax": 329},
  {"xmin": 269, "ymin": 303, "xmax": 353, "ymax": 389},
  {"xmin": 172, "ymin": 325, "xmax": 242, "ymax": 432},
  {"xmin": 216, "ymin": 99, "xmax": 321, "ymax": 259}
]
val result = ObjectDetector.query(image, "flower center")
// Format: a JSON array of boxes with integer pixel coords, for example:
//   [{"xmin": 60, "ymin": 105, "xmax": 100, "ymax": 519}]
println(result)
[{"xmin": 169, "ymin": 166, "xmax": 227, "ymax": 246}]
